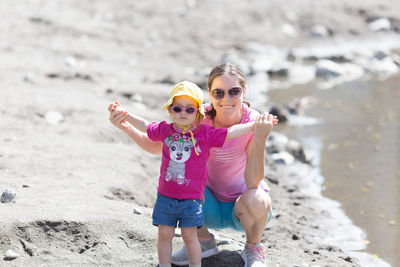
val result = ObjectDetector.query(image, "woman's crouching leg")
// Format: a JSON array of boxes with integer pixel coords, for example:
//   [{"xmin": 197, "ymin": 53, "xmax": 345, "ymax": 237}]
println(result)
[{"xmin": 234, "ymin": 188, "xmax": 272, "ymax": 244}]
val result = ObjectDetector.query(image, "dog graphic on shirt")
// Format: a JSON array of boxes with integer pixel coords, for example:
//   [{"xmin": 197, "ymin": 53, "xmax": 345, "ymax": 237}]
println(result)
[{"xmin": 164, "ymin": 133, "xmax": 196, "ymax": 186}]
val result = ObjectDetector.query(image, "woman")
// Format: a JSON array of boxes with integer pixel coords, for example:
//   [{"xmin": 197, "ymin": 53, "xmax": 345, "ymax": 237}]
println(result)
[{"xmin": 109, "ymin": 63, "xmax": 275, "ymax": 267}]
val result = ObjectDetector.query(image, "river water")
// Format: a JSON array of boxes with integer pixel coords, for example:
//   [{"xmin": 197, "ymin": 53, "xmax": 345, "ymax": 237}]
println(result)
[{"xmin": 267, "ymin": 75, "xmax": 400, "ymax": 266}]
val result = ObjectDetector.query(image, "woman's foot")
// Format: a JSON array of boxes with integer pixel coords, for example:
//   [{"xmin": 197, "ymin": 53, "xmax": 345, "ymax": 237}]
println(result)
[
  {"xmin": 171, "ymin": 233, "xmax": 219, "ymax": 265},
  {"xmin": 240, "ymin": 243, "xmax": 266, "ymax": 267}
]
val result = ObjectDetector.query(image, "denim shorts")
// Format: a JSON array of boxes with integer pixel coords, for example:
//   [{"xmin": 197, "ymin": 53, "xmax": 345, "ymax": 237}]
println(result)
[
  {"xmin": 203, "ymin": 187, "xmax": 272, "ymax": 232},
  {"xmin": 152, "ymin": 193, "xmax": 204, "ymax": 228}
]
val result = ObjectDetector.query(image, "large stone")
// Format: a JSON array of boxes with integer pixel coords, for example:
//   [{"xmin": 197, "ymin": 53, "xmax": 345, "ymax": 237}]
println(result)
[
  {"xmin": 4, "ymin": 250, "xmax": 19, "ymax": 261},
  {"xmin": 1, "ymin": 189, "xmax": 17, "ymax": 203}
]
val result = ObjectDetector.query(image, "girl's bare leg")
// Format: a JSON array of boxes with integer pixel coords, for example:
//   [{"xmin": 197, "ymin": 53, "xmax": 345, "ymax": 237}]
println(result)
[
  {"xmin": 181, "ymin": 226, "xmax": 201, "ymax": 265},
  {"xmin": 158, "ymin": 225, "xmax": 175, "ymax": 264}
]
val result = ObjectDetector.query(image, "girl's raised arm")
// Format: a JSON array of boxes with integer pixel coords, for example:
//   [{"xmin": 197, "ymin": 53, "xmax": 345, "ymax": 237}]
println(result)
[{"xmin": 108, "ymin": 102, "xmax": 163, "ymax": 154}]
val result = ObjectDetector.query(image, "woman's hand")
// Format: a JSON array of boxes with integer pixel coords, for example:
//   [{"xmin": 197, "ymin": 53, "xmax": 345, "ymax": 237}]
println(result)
[
  {"xmin": 253, "ymin": 112, "xmax": 278, "ymax": 142},
  {"xmin": 108, "ymin": 101, "xmax": 130, "ymax": 131}
]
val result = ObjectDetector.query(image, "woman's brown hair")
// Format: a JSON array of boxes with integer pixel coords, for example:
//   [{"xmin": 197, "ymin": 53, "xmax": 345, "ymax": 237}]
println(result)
[{"xmin": 206, "ymin": 63, "xmax": 250, "ymax": 120}]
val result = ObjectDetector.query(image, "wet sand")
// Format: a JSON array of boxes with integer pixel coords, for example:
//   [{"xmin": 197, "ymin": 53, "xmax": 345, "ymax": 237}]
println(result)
[{"xmin": 268, "ymin": 75, "xmax": 400, "ymax": 266}]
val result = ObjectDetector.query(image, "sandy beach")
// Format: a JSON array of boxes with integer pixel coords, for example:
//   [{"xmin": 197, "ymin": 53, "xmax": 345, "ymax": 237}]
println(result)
[{"xmin": 1, "ymin": 1, "xmax": 399, "ymax": 266}]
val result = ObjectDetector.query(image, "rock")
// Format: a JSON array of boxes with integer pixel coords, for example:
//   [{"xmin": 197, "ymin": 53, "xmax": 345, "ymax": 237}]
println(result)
[
  {"xmin": 174, "ymin": 228, "xmax": 182, "ymax": 237},
  {"xmin": 250, "ymin": 55, "xmax": 274, "ymax": 73},
  {"xmin": 282, "ymin": 23, "xmax": 298, "ymax": 38},
  {"xmin": 217, "ymin": 238, "xmax": 235, "ymax": 245},
  {"xmin": 369, "ymin": 57, "xmax": 399, "ymax": 77},
  {"xmin": 267, "ymin": 132, "xmax": 289, "ymax": 153},
  {"xmin": 4, "ymin": 249, "xmax": 19, "ymax": 261},
  {"xmin": 65, "ymin": 56, "xmax": 78, "ymax": 67},
  {"xmin": 286, "ymin": 140, "xmax": 304, "ymax": 157},
  {"xmin": 368, "ymin": 18, "xmax": 391, "ymax": 32},
  {"xmin": 316, "ymin": 60, "xmax": 365, "ymax": 88},
  {"xmin": 288, "ymin": 65, "xmax": 316, "ymax": 85},
  {"xmin": 45, "ymin": 111, "xmax": 64, "ymax": 124},
  {"xmin": 268, "ymin": 105, "xmax": 289, "ymax": 123},
  {"xmin": 374, "ymin": 51, "xmax": 388, "ymax": 60},
  {"xmin": 390, "ymin": 18, "xmax": 400, "ymax": 33},
  {"xmin": 267, "ymin": 62, "xmax": 291, "ymax": 77},
  {"xmin": 292, "ymin": 234, "xmax": 300, "ymax": 240},
  {"xmin": 1, "ymin": 189, "xmax": 17, "ymax": 203},
  {"xmin": 266, "ymin": 177, "xmax": 279, "ymax": 185},
  {"xmin": 311, "ymin": 24, "xmax": 330, "ymax": 38},
  {"xmin": 132, "ymin": 93, "xmax": 144, "ymax": 103},
  {"xmin": 271, "ymin": 151, "xmax": 295, "ymax": 165},
  {"xmin": 316, "ymin": 60, "xmax": 344, "ymax": 79},
  {"xmin": 340, "ymin": 63, "xmax": 365, "ymax": 80},
  {"xmin": 133, "ymin": 207, "xmax": 143, "ymax": 215},
  {"xmin": 23, "ymin": 72, "xmax": 35, "ymax": 83},
  {"xmin": 286, "ymin": 97, "xmax": 314, "ymax": 115}
]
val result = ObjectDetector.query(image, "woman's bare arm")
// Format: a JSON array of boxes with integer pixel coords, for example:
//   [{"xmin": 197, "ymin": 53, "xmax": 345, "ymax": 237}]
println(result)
[{"xmin": 244, "ymin": 113, "xmax": 277, "ymax": 188}]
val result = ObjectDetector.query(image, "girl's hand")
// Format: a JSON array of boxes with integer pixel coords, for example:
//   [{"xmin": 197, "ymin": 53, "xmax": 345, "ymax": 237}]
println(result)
[
  {"xmin": 253, "ymin": 112, "xmax": 278, "ymax": 141},
  {"xmin": 108, "ymin": 101, "xmax": 130, "ymax": 130},
  {"xmin": 108, "ymin": 101, "xmax": 123, "ymax": 112}
]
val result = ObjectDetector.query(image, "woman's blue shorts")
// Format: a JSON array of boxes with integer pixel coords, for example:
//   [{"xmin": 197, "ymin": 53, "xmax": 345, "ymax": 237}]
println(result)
[{"xmin": 203, "ymin": 187, "xmax": 272, "ymax": 231}]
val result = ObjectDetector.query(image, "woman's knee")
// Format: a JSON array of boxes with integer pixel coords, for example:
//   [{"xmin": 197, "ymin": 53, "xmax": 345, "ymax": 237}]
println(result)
[{"xmin": 235, "ymin": 189, "xmax": 272, "ymax": 216}]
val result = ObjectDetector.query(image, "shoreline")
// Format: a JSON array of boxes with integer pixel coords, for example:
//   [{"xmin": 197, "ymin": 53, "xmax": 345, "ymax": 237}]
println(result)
[{"xmin": 266, "ymin": 145, "xmax": 391, "ymax": 267}]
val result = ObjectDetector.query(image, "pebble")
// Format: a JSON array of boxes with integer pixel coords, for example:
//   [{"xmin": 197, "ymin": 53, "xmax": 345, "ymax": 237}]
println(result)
[
  {"xmin": 271, "ymin": 151, "xmax": 295, "ymax": 165},
  {"xmin": 292, "ymin": 234, "xmax": 300, "ymax": 240},
  {"xmin": 267, "ymin": 132, "xmax": 289, "ymax": 153},
  {"xmin": 311, "ymin": 24, "xmax": 330, "ymax": 38},
  {"xmin": 217, "ymin": 238, "xmax": 235, "ymax": 245},
  {"xmin": 133, "ymin": 207, "xmax": 143, "ymax": 215},
  {"xmin": 132, "ymin": 93, "xmax": 144, "ymax": 103},
  {"xmin": 45, "ymin": 111, "xmax": 64, "ymax": 124},
  {"xmin": 4, "ymin": 249, "xmax": 19, "ymax": 261},
  {"xmin": 65, "ymin": 56, "xmax": 78, "ymax": 67},
  {"xmin": 282, "ymin": 23, "xmax": 298, "ymax": 38},
  {"xmin": 174, "ymin": 228, "xmax": 181, "ymax": 237},
  {"xmin": 1, "ymin": 189, "xmax": 17, "ymax": 203},
  {"xmin": 23, "ymin": 72, "xmax": 35, "ymax": 83},
  {"xmin": 368, "ymin": 18, "xmax": 391, "ymax": 32}
]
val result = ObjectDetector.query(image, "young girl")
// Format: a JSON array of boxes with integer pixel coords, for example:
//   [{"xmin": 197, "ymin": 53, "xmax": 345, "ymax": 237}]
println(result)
[{"xmin": 108, "ymin": 81, "xmax": 277, "ymax": 267}]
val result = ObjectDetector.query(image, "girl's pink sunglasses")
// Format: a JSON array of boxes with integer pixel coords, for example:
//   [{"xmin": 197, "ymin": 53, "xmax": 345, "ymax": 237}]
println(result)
[{"xmin": 171, "ymin": 105, "xmax": 197, "ymax": 114}]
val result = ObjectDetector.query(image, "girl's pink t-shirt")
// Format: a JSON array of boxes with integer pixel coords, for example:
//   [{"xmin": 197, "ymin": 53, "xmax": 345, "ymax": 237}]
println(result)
[
  {"xmin": 201, "ymin": 104, "xmax": 270, "ymax": 202},
  {"xmin": 147, "ymin": 121, "xmax": 227, "ymax": 200}
]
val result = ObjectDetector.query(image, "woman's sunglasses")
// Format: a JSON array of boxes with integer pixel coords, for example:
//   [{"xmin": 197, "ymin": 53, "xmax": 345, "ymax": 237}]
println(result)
[
  {"xmin": 210, "ymin": 87, "xmax": 242, "ymax": 99},
  {"xmin": 171, "ymin": 105, "xmax": 197, "ymax": 114}
]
